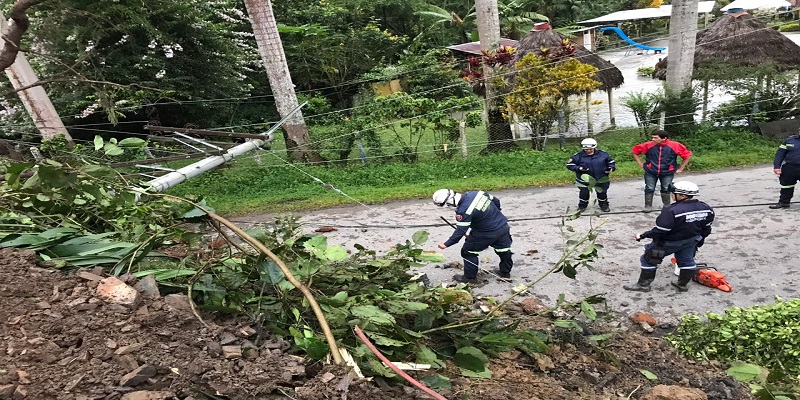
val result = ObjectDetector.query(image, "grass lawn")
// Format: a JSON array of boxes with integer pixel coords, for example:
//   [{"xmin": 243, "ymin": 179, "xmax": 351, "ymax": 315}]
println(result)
[{"xmin": 165, "ymin": 125, "xmax": 779, "ymax": 215}]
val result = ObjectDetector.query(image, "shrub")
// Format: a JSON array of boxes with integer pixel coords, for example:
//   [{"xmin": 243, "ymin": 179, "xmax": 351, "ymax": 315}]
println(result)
[
  {"xmin": 636, "ymin": 66, "xmax": 655, "ymax": 77},
  {"xmin": 667, "ymin": 298, "xmax": 800, "ymax": 380},
  {"xmin": 779, "ymin": 23, "xmax": 800, "ymax": 32}
]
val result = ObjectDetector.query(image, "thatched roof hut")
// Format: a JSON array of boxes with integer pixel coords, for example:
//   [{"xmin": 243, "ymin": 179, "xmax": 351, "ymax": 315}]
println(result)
[
  {"xmin": 514, "ymin": 23, "xmax": 625, "ymax": 90},
  {"xmin": 653, "ymin": 10, "xmax": 800, "ymax": 79}
]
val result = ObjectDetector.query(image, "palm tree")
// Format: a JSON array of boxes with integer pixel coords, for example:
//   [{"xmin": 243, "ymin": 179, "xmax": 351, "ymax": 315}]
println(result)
[
  {"xmin": 498, "ymin": 0, "xmax": 549, "ymax": 40},
  {"xmin": 415, "ymin": 3, "xmax": 476, "ymax": 43}
]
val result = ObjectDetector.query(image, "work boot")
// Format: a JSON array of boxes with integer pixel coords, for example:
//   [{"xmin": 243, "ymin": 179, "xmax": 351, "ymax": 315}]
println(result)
[
  {"xmin": 452, "ymin": 274, "xmax": 483, "ymax": 287},
  {"xmin": 671, "ymin": 268, "xmax": 696, "ymax": 292},
  {"xmin": 661, "ymin": 193, "xmax": 672, "ymax": 209},
  {"xmin": 643, "ymin": 193, "xmax": 654, "ymax": 213},
  {"xmin": 623, "ymin": 269, "xmax": 656, "ymax": 292},
  {"xmin": 599, "ymin": 201, "xmax": 610, "ymax": 212},
  {"xmin": 492, "ymin": 269, "xmax": 511, "ymax": 279},
  {"xmin": 769, "ymin": 203, "xmax": 790, "ymax": 209}
]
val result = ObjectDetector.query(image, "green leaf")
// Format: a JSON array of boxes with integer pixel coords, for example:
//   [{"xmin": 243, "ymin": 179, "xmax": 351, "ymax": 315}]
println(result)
[
  {"xmin": 94, "ymin": 135, "xmax": 104, "ymax": 150},
  {"xmin": 103, "ymin": 143, "xmax": 124, "ymax": 156},
  {"xmin": 416, "ymin": 345, "xmax": 445, "ymax": 369},
  {"xmin": 350, "ymin": 305, "xmax": 396, "ymax": 325},
  {"xmin": 411, "ymin": 231, "xmax": 429, "ymax": 244},
  {"xmin": 364, "ymin": 331, "xmax": 407, "ymax": 347},
  {"xmin": 480, "ymin": 332, "xmax": 521, "ymax": 346},
  {"xmin": 258, "ymin": 259, "xmax": 284, "ymax": 284},
  {"xmin": 420, "ymin": 375, "xmax": 451, "ymax": 390},
  {"xmin": 726, "ymin": 363, "xmax": 764, "ymax": 383},
  {"xmin": 453, "ymin": 346, "xmax": 488, "ymax": 372},
  {"xmin": 640, "ymin": 369, "xmax": 658, "ymax": 381},
  {"xmin": 383, "ymin": 300, "xmax": 428, "ymax": 314},
  {"xmin": 562, "ymin": 264, "xmax": 577, "ymax": 279},
  {"xmin": 118, "ymin": 138, "xmax": 147, "ymax": 147},
  {"xmin": 299, "ymin": 337, "xmax": 329, "ymax": 360},
  {"xmin": 324, "ymin": 245, "xmax": 348, "ymax": 261},
  {"xmin": 414, "ymin": 251, "xmax": 446, "ymax": 263},
  {"xmin": 460, "ymin": 368, "xmax": 492, "ymax": 378},
  {"xmin": 580, "ymin": 301, "xmax": 597, "ymax": 321}
]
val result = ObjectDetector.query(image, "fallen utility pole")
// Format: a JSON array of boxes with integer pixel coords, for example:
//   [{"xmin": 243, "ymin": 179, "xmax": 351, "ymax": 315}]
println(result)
[{"xmin": 143, "ymin": 102, "xmax": 305, "ymax": 192}]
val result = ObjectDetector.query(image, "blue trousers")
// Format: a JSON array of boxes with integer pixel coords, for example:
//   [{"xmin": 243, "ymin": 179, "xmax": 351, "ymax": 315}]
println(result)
[
  {"xmin": 640, "ymin": 236, "xmax": 702, "ymax": 271},
  {"xmin": 579, "ymin": 182, "xmax": 610, "ymax": 207},
  {"xmin": 644, "ymin": 172, "xmax": 674, "ymax": 194},
  {"xmin": 461, "ymin": 225, "xmax": 513, "ymax": 279}
]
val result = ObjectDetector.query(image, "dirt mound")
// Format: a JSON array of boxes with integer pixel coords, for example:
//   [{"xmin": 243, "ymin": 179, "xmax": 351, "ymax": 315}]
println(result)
[
  {"xmin": 0, "ymin": 248, "xmax": 752, "ymax": 400},
  {"xmin": 0, "ymin": 249, "xmax": 390, "ymax": 400}
]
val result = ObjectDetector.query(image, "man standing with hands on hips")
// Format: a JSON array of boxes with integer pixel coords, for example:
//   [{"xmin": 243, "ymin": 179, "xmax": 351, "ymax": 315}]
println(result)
[
  {"xmin": 769, "ymin": 133, "xmax": 800, "ymax": 209},
  {"xmin": 632, "ymin": 130, "xmax": 693, "ymax": 212}
]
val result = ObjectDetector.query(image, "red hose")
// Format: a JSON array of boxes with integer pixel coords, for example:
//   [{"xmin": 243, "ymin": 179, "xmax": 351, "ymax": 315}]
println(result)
[{"xmin": 353, "ymin": 326, "xmax": 448, "ymax": 400}]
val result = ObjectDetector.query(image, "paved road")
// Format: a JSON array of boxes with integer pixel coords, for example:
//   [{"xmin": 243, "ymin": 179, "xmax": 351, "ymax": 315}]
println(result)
[{"xmin": 243, "ymin": 164, "xmax": 798, "ymax": 323}]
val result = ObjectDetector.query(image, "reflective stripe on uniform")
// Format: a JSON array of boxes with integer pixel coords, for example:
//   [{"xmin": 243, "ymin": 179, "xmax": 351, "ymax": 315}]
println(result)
[
  {"xmin": 456, "ymin": 221, "xmax": 471, "ymax": 226},
  {"xmin": 467, "ymin": 250, "xmax": 481, "ymax": 254},
  {"xmin": 465, "ymin": 191, "xmax": 486, "ymax": 215},
  {"xmin": 494, "ymin": 247, "xmax": 511, "ymax": 252},
  {"xmin": 781, "ymin": 184, "xmax": 796, "ymax": 188},
  {"xmin": 655, "ymin": 225, "xmax": 671, "ymax": 231}
]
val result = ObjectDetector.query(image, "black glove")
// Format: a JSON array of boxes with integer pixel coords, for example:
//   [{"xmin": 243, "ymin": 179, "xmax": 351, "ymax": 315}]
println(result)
[
  {"xmin": 637, "ymin": 232, "xmax": 651, "ymax": 241},
  {"xmin": 697, "ymin": 237, "xmax": 705, "ymax": 248}
]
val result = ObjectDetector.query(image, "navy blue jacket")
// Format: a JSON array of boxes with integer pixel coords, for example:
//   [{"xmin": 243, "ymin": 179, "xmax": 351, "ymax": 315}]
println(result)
[
  {"xmin": 566, "ymin": 149, "xmax": 616, "ymax": 184},
  {"xmin": 774, "ymin": 135, "xmax": 800, "ymax": 169},
  {"xmin": 444, "ymin": 191, "xmax": 508, "ymax": 247},
  {"xmin": 641, "ymin": 199, "xmax": 714, "ymax": 242}
]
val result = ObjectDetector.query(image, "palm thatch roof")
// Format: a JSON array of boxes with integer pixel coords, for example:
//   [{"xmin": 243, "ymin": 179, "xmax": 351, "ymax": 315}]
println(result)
[
  {"xmin": 653, "ymin": 11, "xmax": 800, "ymax": 80},
  {"xmin": 514, "ymin": 24, "xmax": 624, "ymax": 90}
]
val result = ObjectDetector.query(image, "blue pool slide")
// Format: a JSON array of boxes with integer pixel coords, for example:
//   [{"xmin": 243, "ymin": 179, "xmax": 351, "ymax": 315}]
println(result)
[{"xmin": 599, "ymin": 27, "xmax": 666, "ymax": 53}]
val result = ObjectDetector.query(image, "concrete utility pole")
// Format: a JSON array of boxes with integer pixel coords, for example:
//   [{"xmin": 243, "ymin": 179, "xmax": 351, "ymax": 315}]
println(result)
[
  {"xmin": 244, "ymin": 0, "xmax": 321, "ymax": 163},
  {"xmin": 1, "ymin": 13, "xmax": 71, "ymax": 142},
  {"xmin": 665, "ymin": 0, "xmax": 699, "ymax": 92},
  {"xmin": 475, "ymin": 0, "xmax": 513, "ymax": 152}
]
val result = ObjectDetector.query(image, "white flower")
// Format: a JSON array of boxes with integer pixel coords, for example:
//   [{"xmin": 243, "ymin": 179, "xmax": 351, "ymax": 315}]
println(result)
[
  {"xmin": 148, "ymin": 39, "xmax": 157, "ymax": 49},
  {"xmin": 155, "ymin": 70, "xmax": 166, "ymax": 79}
]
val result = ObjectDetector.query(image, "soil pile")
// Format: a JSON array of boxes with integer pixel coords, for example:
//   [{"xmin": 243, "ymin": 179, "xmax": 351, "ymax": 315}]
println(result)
[{"xmin": 0, "ymin": 248, "xmax": 751, "ymax": 399}]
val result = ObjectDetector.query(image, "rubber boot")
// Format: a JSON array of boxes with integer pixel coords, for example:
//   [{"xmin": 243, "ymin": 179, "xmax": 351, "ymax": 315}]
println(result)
[
  {"xmin": 623, "ymin": 269, "xmax": 656, "ymax": 292},
  {"xmin": 643, "ymin": 193, "xmax": 654, "ymax": 213},
  {"xmin": 661, "ymin": 193, "xmax": 672, "ymax": 209},
  {"xmin": 671, "ymin": 268, "xmax": 696, "ymax": 292},
  {"xmin": 599, "ymin": 200, "xmax": 610, "ymax": 213}
]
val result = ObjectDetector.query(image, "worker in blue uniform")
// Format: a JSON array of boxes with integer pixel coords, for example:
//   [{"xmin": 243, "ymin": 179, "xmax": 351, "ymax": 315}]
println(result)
[
  {"xmin": 770, "ymin": 134, "xmax": 800, "ymax": 209},
  {"xmin": 624, "ymin": 181, "xmax": 715, "ymax": 293},
  {"xmin": 432, "ymin": 189, "xmax": 513, "ymax": 284},
  {"xmin": 566, "ymin": 138, "xmax": 616, "ymax": 212}
]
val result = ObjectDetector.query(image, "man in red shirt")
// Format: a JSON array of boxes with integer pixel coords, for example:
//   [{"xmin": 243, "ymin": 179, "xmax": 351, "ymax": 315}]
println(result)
[{"xmin": 632, "ymin": 130, "xmax": 693, "ymax": 212}]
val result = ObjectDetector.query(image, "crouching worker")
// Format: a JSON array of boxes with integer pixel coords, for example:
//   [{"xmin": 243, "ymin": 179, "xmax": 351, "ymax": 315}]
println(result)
[
  {"xmin": 624, "ymin": 181, "xmax": 714, "ymax": 292},
  {"xmin": 432, "ymin": 189, "xmax": 513, "ymax": 284}
]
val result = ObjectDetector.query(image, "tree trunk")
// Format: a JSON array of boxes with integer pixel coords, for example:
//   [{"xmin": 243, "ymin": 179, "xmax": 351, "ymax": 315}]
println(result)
[
  {"xmin": 244, "ymin": 0, "xmax": 323, "ymax": 163},
  {"xmin": 475, "ymin": 0, "xmax": 513, "ymax": 153},
  {"xmin": 1, "ymin": 10, "xmax": 71, "ymax": 143},
  {"xmin": 665, "ymin": 0, "xmax": 699, "ymax": 93}
]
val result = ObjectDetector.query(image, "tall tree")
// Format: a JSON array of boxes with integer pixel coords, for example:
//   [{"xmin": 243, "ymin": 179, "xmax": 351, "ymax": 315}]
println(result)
[
  {"xmin": 475, "ymin": 0, "xmax": 514, "ymax": 152},
  {"xmin": 244, "ymin": 0, "xmax": 322, "ymax": 163},
  {"xmin": 666, "ymin": 0, "xmax": 698, "ymax": 92}
]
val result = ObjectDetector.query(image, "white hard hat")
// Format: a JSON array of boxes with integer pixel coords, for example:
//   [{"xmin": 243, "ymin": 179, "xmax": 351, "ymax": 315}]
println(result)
[
  {"xmin": 581, "ymin": 138, "xmax": 597, "ymax": 149},
  {"xmin": 671, "ymin": 181, "xmax": 699, "ymax": 196},
  {"xmin": 432, "ymin": 189, "xmax": 461, "ymax": 207}
]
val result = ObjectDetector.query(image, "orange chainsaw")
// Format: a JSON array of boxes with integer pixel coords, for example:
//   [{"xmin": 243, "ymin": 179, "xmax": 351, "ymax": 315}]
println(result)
[{"xmin": 670, "ymin": 259, "xmax": 732, "ymax": 292}]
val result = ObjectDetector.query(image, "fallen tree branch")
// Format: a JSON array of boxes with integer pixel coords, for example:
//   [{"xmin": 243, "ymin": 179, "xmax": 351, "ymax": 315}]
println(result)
[
  {"xmin": 0, "ymin": 0, "xmax": 50, "ymax": 69},
  {"xmin": 160, "ymin": 194, "xmax": 344, "ymax": 365}
]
